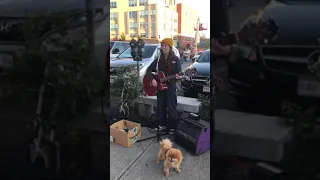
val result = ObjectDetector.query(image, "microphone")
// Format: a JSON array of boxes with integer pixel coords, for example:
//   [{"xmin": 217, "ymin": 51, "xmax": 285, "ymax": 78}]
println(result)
[{"xmin": 158, "ymin": 48, "xmax": 163, "ymax": 54}]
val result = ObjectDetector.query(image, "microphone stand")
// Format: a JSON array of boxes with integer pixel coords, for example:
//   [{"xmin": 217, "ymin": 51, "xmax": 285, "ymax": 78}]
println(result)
[{"xmin": 138, "ymin": 49, "xmax": 168, "ymax": 142}]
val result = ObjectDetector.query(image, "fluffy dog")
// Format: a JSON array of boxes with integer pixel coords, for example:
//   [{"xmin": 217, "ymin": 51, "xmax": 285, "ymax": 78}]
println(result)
[
  {"xmin": 157, "ymin": 139, "xmax": 183, "ymax": 177},
  {"xmin": 157, "ymin": 138, "xmax": 173, "ymax": 164}
]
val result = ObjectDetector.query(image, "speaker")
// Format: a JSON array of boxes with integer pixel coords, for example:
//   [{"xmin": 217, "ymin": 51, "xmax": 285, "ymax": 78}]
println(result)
[{"xmin": 174, "ymin": 114, "xmax": 210, "ymax": 156}]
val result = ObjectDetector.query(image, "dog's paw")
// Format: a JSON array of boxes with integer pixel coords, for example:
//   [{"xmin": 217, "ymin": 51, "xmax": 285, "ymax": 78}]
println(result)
[
  {"xmin": 175, "ymin": 168, "xmax": 181, "ymax": 173},
  {"xmin": 157, "ymin": 160, "xmax": 160, "ymax": 164},
  {"xmin": 164, "ymin": 168, "xmax": 169, "ymax": 177}
]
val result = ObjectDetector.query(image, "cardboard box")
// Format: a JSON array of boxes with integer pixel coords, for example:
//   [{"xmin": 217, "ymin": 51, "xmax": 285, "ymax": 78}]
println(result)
[{"xmin": 110, "ymin": 120, "xmax": 142, "ymax": 148}]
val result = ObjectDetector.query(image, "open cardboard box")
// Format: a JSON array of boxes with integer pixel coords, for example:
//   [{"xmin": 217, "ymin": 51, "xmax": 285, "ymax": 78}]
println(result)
[{"xmin": 110, "ymin": 120, "xmax": 142, "ymax": 148}]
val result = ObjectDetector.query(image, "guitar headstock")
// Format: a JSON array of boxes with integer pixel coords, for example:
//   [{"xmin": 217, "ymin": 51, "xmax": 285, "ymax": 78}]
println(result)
[{"xmin": 238, "ymin": 17, "xmax": 278, "ymax": 45}]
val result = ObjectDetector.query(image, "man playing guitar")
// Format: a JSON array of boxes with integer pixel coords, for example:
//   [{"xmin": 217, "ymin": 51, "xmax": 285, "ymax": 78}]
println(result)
[{"xmin": 145, "ymin": 38, "xmax": 182, "ymax": 134}]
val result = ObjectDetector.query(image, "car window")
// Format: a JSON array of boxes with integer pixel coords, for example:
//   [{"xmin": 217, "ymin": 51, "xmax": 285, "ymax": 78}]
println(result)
[
  {"xmin": 112, "ymin": 42, "xmax": 125, "ymax": 54},
  {"xmin": 110, "ymin": 42, "xmax": 115, "ymax": 49},
  {"xmin": 196, "ymin": 51, "xmax": 210, "ymax": 63},
  {"xmin": 122, "ymin": 42, "xmax": 130, "ymax": 50},
  {"xmin": 118, "ymin": 45, "xmax": 157, "ymax": 58}
]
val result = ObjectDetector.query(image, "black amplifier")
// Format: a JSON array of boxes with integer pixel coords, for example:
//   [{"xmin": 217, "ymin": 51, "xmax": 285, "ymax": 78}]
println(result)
[{"xmin": 174, "ymin": 114, "xmax": 211, "ymax": 156}]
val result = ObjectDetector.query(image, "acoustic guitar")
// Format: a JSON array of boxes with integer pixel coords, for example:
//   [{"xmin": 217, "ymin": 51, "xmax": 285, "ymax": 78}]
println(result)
[{"xmin": 143, "ymin": 71, "xmax": 184, "ymax": 96}]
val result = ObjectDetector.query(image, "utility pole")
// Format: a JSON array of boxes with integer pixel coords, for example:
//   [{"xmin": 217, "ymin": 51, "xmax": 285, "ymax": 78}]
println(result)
[
  {"xmin": 211, "ymin": 0, "xmax": 229, "ymax": 39},
  {"xmin": 194, "ymin": 17, "xmax": 200, "ymax": 56}
]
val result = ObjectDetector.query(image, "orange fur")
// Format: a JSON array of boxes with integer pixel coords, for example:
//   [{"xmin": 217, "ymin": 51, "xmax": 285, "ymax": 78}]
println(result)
[{"xmin": 157, "ymin": 139, "xmax": 183, "ymax": 177}]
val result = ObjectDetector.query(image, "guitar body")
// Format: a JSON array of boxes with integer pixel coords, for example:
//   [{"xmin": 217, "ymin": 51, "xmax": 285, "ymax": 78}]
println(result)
[
  {"xmin": 157, "ymin": 71, "xmax": 168, "ymax": 90},
  {"xmin": 143, "ymin": 75, "xmax": 157, "ymax": 96},
  {"xmin": 143, "ymin": 71, "xmax": 170, "ymax": 96}
]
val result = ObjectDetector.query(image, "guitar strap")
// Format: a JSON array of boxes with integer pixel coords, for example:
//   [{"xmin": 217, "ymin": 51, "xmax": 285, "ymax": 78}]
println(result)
[{"xmin": 156, "ymin": 54, "xmax": 160, "ymax": 75}]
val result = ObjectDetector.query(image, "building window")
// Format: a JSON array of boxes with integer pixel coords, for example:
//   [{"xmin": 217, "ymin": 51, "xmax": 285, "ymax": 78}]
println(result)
[
  {"xmin": 128, "ymin": 0, "xmax": 137, "ymax": 7},
  {"xmin": 150, "ymin": 4, "xmax": 156, "ymax": 10},
  {"xmin": 129, "ymin": 11, "xmax": 137, "ymax": 19},
  {"xmin": 110, "ymin": 13, "xmax": 117, "ymax": 18},
  {"xmin": 130, "ymin": 22, "xmax": 137, "ymax": 27},
  {"xmin": 139, "ymin": 0, "xmax": 148, "ymax": 6},
  {"xmin": 151, "ymin": 33, "xmax": 156, "ymax": 38},
  {"xmin": 111, "ymin": 2, "xmax": 117, "ymax": 8},
  {"xmin": 139, "ymin": 10, "xmax": 148, "ymax": 18},
  {"xmin": 130, "ymin": 33, "xmax": 136, "ymax": 37},
  {"xmin": 111, "ymin": 24, "xmax": 118, "ymax": 31},
  {"xmin": 150, "ymin": 10, "xmax": 156, "ymax": 15},
  {"xmin": 140, "ymin": 33, "xmax": 147, "ymax": 38},
  {"xmin": 110, "ymin": 13, "xmax": 117, "ymax": 21},
  {"xmin": 139, "ymin": 22, "xmax": 148, "ymax": 30},
  {"xmin": 130, "ymin": 22, "xmax": 137, "ymax": 30},
  {"xmin": 150, "ymin": 22, "xmax": 156, "ymax": 30}
]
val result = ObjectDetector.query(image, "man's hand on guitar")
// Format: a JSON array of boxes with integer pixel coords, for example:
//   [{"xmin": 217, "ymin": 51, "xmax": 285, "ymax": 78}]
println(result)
[{"xmin": 152, "ymin": 79, "xmax": 157, "ymax": 87}]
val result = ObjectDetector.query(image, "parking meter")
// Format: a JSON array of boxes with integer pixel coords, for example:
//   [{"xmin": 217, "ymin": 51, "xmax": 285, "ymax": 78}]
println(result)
[
  {"xmin": 130, "ymin": 38, "xmax": 137, "ymax": 59},
  {"xmin": 129, "ymin": 38, "xmax": 145, "ymax": 77}
]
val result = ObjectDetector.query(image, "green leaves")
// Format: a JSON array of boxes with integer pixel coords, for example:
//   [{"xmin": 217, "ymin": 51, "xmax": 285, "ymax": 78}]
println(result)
[
  {"xmin": 110, "ymin": 66, "xmax": 143, "ymax": 105},
  {"xmin": 281, "ymin": 100, "xmax": 320, "ymax": 180},
  {"xmin": 0, "ymin": 13, "xmax": 101, "ymax": 126}
]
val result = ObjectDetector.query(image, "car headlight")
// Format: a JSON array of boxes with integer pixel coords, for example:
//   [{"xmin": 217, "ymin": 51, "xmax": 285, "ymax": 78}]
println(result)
[
  {"xmin": 183, "ymin": 75, "xmax": 191, "ymax": 81},
  {"xmin": 184, "ymin": 67, "xmax": 197, "ymax": 76}
]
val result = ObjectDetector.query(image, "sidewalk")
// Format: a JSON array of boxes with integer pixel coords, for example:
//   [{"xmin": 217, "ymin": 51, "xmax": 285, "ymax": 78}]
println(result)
[{"xmin": 110, "ymin": 127, "xmax": 210, "ymax": 180}]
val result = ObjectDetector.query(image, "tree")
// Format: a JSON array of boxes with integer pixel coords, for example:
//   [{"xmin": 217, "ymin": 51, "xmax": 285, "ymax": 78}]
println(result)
[
  {"xmin": 119, "ymin": 32, "xmax": 126, "ymax": 41},
  {"xmin": 199, "ymin": 34, "xmax": 210, "ymax": 49}
]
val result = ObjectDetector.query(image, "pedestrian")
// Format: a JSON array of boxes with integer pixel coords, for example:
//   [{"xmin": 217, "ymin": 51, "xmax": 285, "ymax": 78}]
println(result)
[{"xmin": 145, "ymin": 38, "xmax": 182, "ymax": 134}]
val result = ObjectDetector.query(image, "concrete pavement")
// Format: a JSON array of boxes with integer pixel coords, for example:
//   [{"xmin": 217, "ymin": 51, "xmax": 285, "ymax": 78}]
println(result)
[{"xmin": 110, "ymin": 128, "xmax": 210, "ymax": 180}]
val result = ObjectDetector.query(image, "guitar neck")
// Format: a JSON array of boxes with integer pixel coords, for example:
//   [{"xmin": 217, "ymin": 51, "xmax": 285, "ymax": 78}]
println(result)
[{"xmin": 160, "ymin": 74, "xmax": 176, "ymax": 82}]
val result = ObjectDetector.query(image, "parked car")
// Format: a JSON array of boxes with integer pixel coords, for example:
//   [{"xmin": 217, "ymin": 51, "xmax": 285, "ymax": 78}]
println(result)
[
  {"xmin": 110, "ymin": 41, "xmax": 130, "ymax": 59},
  {"xmin": 181, "ymin": 50, "xmax": 210, "ymax": 97},
  {"xmin": 110, "ymin": 44, "xmax": 180, "ymax": 83},
  {"xmin": 191, "ymin": 51, "xmax": 203, "ymax": 62},
  {"xmin": 228, "ymin": 0, "xmax": 320, "ymax": 108}
]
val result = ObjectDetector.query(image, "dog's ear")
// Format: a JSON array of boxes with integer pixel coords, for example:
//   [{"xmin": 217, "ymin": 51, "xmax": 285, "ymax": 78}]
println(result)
[{"xmin": 160, "ymin": 141, "xmax": 163, "ymax": 146}]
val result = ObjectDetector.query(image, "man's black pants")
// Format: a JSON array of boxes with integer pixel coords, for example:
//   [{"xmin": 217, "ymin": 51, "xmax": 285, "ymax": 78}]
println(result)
[{"xmin": 157, "ymin": 83, "xmax": 178, "ymax": 130}]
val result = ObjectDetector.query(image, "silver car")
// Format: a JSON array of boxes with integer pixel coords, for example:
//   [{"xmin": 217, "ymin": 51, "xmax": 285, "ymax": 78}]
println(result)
[
  {"xmin": 110, "ymin": 44, "xmax": 180, "ymax": 83},
  {"xmin": 110, "ymin": 41, "xmax": 130, "ymax": 59}
]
